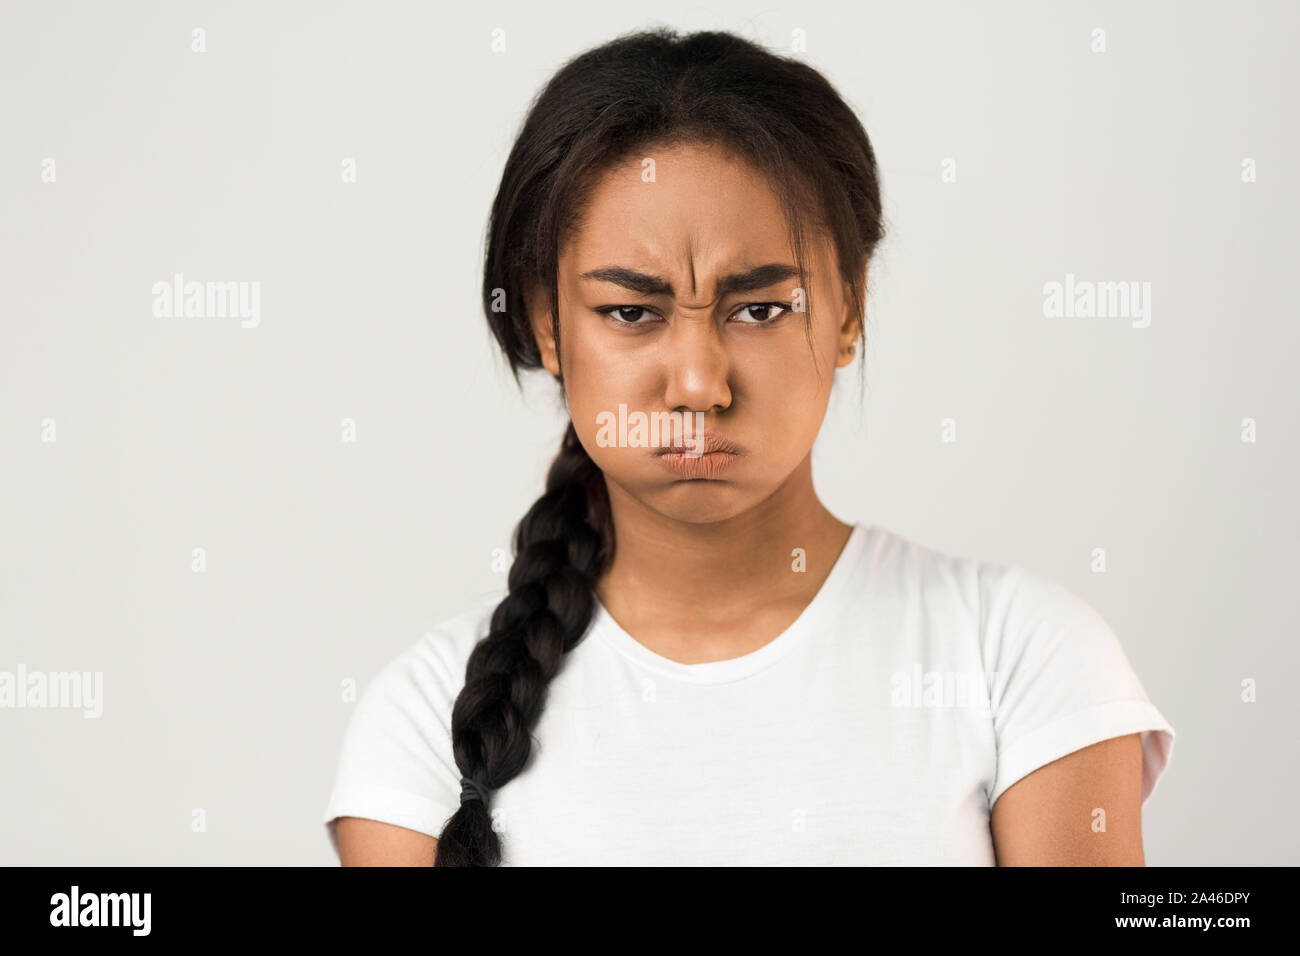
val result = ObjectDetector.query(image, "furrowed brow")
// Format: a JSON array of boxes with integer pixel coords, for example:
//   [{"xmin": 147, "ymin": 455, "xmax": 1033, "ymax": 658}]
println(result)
[
  {"xmin": 714, "ymin": 263, "xmax": 804, "ymax": 296},
  {"xmin": 579, "ymin": 263, "xmax": 805, "ymax": 298},
  {"xmin": 579, "ymin": 267, "xmax": 673, "ymax": 296}
]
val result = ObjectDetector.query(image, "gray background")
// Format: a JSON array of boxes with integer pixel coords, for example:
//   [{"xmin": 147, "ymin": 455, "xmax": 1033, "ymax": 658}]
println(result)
[{"xmin": 1, "ymin": 0, "xmax": 1295, "ymax": 865}]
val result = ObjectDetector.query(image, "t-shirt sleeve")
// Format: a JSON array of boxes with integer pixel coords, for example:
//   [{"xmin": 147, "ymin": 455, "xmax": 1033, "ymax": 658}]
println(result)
[
  {"xmin": 980, "ymin": 564, "xmax": 1175, "ymax": 809},
  {"xmin": 321, "ymin": 633, "xmax": 466, "ymax": 860}
]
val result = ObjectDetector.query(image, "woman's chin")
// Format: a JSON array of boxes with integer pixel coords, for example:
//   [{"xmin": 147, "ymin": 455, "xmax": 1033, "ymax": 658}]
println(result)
[{"xmin": 628, "ymin": 482, "xmax": 761, "ymax": 525}]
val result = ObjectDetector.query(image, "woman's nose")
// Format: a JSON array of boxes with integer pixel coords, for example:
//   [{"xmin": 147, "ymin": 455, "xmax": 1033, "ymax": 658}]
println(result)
[{"xmin": 660, "ymin": 314, "xmax": 733, "ymax": 412}]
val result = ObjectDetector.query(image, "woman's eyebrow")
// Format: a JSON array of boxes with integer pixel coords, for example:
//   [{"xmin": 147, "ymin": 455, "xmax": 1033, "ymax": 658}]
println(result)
[{"xmin": 578, "ymin": 263, "xmax": 804, "ymax": 297}]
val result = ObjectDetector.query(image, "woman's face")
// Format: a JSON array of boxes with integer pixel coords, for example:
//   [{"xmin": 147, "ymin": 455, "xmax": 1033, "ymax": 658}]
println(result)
[{"xmin": 529, "ymin": 140, "xmax": 861, "ymax": 524}]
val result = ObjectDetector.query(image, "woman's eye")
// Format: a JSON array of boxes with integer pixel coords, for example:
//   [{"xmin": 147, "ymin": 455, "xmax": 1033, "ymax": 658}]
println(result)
[
  {"xmin": 598, "ymin": 303, "xmax": 789, "ymax": 325},
  {"xmin": 600, "ymin": 306, "xmax": 656, "ymax": 324},
  {"xmin": 731, "ymin": 302, "xmax": 789, "ymax": 324}
]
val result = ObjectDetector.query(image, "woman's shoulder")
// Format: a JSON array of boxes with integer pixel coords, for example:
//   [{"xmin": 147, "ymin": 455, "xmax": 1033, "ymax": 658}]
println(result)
[
  {"xmin": 374, "ymin": 592, "xmax": 502, "ymax": 691},
  {"xmin": 332, "ymin": 594, "xmax": 502, "ymax": 773},
  {"xmin": 855, "ymin": 520, "xmax": 1021, "ymax": 595},
  {"xmin": 324, "ymin": 595, "xmax": 504, "ymax": 851},
  {"xmin": 855, "ymin": 522, "xmax": 1174, "ymax": 804},
  {"xmin": 854, "ymin": 521, "xmax": 1113, "ymax": 640}
]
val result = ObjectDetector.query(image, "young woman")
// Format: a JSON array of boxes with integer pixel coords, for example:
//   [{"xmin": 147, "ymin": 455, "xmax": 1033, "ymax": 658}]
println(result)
[{"xmin": 323, "ymin": 28, "xmax": 1174, "ymax": 866}]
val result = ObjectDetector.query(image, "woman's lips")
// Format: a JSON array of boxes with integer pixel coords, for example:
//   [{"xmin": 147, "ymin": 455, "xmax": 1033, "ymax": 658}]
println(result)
[
  {"xmin": 655, "ymin": 450, "xmax": 740, "ymax": 479},
  {"xmin": 652, "ymin": 433, "xmax": 744, "ymax": 479}
]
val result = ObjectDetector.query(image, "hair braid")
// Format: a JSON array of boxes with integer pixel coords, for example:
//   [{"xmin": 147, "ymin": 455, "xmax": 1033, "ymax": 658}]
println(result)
[{"xmin": 434, "ymin": 424, "xmax": 611, "ymax": 866}]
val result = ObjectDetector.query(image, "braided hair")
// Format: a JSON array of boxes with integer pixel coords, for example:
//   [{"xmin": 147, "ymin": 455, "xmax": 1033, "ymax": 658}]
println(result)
[{"xmin": 434, "ymin": 27, "xmax": 884, "ymax": 865}]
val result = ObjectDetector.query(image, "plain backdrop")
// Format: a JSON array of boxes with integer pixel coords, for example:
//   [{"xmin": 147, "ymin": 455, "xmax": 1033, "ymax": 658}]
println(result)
[{"xmin": 1, "ymin": 0, "xmax": 1296, "ymax": 865}]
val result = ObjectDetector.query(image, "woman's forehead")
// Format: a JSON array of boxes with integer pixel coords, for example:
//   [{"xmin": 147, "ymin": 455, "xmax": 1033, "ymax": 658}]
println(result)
[{"xmin": 561, "ymin": 145, "xmax": 829, "ymax": 291}]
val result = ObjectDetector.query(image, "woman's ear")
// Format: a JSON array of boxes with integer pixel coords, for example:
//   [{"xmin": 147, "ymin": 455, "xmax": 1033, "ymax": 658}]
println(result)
[
  {"xmin": 835, "ymin": 266, "xmax": 866, "ymax": 368},
  {"xmin": 526, "ymin": 283, "xmax": 562, "ymax": 377},
  {"xmin": 835, "ymin": 319, "xmax": 862, "ymax": 368}
]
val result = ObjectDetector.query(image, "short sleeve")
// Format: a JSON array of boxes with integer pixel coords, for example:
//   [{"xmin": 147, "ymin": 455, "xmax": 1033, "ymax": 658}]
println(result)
[
  {"xmin": 322, "ymin": 634, "xmax": 466, "ymax": 860},
  {"xmin": 981, "ymin": 564, "xmax": 1175, "ymax": 809}
]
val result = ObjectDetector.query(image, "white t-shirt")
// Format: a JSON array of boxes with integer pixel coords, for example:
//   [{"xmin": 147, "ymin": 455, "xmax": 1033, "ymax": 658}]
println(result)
[{"xmin": 322, "ymin": 522, "xmax": 1174, "ymax": 865}]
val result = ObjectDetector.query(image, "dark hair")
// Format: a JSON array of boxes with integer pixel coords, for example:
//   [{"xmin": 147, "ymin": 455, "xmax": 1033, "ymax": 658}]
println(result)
[{"xmin": 434, "ymin": 26, "xmax": 885, "ymax": 866}]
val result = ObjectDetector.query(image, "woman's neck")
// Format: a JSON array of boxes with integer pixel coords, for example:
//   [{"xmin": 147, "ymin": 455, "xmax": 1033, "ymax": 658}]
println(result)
[{"xmin": 593, "ymin": 456, "xmax": 853, "ymax": 661}]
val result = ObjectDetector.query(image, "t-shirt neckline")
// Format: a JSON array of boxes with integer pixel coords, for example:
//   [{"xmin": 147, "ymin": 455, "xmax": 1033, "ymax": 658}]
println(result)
[{"xmin": 589, "ymin": 523, "xmax": 869, "ymax": 685}]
